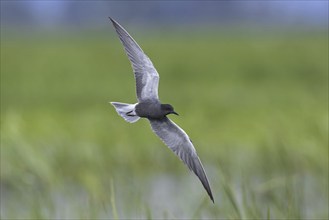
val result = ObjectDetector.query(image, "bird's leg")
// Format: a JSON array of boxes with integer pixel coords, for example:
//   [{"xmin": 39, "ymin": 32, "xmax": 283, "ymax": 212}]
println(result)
[{"xmin": 126, "ymin": 110, "xmax": 136, "ymax": 116}]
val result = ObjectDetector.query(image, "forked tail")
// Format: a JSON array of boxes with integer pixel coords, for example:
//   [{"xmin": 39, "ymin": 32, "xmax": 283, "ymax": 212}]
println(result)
[{"xmin": 110, "ymin": 102, "xmax": 140, "ymax": 123}]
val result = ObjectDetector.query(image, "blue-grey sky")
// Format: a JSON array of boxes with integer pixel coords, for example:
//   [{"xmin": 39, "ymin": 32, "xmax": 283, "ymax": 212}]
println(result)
[{"xmin": 1, "ymin": 1, "xmax": 328, "ymax": 29}]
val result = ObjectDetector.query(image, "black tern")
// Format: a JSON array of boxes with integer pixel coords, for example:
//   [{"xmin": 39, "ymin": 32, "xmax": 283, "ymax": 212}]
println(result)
[{"xmin": 109, "ymin": 18, "xmax": 214, "ymax": 203}]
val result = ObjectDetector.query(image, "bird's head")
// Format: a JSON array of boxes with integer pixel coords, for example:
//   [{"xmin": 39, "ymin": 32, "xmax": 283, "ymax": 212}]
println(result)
[{"xmin": 161, "ymin": 104, "xmax": 179, "ymax": 116}]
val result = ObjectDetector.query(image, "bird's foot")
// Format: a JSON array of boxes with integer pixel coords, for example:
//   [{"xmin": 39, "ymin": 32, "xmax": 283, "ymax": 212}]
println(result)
[{"xmin": 126, "ymin": 111, "xmax": 136, "ymax": 117}]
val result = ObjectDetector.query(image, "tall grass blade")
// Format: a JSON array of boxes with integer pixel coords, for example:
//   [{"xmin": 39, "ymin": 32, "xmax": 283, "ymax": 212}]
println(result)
[
  {"xmin": 219, "ymin": 169, "xmax": 243, "ymax": 219},
  {"xmin": 110, "ymin": 179, "xmax": 119, "ymax": 220},
  {"xmin": 267, "ymin": 206, "xmax": 270, "ymax": 220}
]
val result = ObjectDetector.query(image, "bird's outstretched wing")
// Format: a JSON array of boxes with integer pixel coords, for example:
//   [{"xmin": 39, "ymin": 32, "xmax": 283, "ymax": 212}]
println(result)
[
  {"xmin": 149, "ymin": 117, "xmax": 214, "ymax": 202},
  {"xmin": 110, "ymin": 18, "xmax": 159, "ymax": 102}
]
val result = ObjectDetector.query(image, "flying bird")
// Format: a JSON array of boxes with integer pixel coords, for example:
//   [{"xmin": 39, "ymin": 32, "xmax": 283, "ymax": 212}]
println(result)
[{"xmin": 109, "ymin": 17, "xmax": 214, "ymax": 203}]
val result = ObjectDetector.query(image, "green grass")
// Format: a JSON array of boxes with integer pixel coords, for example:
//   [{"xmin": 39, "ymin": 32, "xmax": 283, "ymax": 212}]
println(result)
[{"xmin": 1, "ymin": 29, "xmax": 328, "ymax": 219}]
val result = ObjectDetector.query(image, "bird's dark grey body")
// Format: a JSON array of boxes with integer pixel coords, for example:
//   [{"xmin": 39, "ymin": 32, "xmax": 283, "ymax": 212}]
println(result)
[
  {"xmin": 109, "ymin": 17, "xmax": 214, "ymax": 203},
  {"xmin": 135, "ymin": 102, "xmax": 176, "ymax": 119}
]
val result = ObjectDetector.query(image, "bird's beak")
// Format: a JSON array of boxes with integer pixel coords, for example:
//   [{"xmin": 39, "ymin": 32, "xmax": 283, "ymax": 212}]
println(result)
[{"xmin": 172, "ymin": 111, "xmax": 179, "ymax": 116}]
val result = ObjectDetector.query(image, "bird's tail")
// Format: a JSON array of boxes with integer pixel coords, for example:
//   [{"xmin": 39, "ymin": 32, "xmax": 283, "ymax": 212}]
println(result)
[{"xmin": 110, "ymin": 102, "xmax": 140, "ymax": 123}]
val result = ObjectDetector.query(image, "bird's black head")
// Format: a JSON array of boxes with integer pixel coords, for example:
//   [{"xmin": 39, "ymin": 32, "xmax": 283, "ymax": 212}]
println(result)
[{"xmin": 161, "ymin": 104, "xmax": 179, "ymax": 116}]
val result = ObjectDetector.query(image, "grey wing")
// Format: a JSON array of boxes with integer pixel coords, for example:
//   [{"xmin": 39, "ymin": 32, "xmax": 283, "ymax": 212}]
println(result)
[
  {"xmin": 110, "ymin": 18, "xmax": 159, "ymax": 102},
  {"xmin": 149, "ymin": 117, "xmax": 214, "ymax": 202}
]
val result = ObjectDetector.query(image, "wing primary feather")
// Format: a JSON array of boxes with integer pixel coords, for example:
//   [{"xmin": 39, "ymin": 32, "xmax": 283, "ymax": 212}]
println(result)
[
  {"xmin": 109, "ymin": 17, "xmax": 160, "ymax": 102},
  {"xmin": 149, "ymin": 117, "xmax": 214, "ymax": 203}
]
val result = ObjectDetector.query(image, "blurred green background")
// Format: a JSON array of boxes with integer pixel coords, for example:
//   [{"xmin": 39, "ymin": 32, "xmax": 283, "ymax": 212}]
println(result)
[{"xmin": 1, "ymin": 1, "xmax": 328, "ymax": 219}]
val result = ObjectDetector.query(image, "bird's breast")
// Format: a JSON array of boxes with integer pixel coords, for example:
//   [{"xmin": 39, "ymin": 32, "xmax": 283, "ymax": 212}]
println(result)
[{"xmin": 135, "ymin": 102, "xmax": 165, "ymax": 119}]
